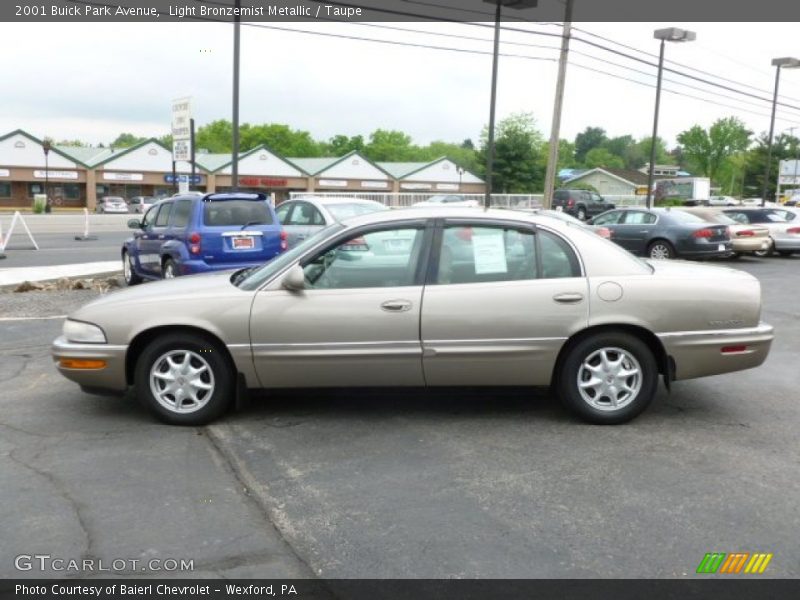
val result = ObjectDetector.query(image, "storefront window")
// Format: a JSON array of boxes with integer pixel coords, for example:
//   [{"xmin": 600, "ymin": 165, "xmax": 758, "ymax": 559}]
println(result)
[
  {"xmin": 96, "ymin": 184, "xmax": 109, "ymax": 197},
  {"xmin": 64, "ymin": 184, "xmax": 80, "ymax": 199},
  {"xmin": 28, "ymin": 183, "xmax": 43, "ymax": 197},
  {"xmin": 0, "ymin": 183, "xmax": 10, "ymax": 198}
]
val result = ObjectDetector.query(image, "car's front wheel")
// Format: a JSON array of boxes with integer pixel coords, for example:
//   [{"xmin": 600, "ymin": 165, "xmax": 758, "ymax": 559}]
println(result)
[
  {"xmin": 647, "ymin": 240, "xmax": 675, "ymax": 259},
  {"xmin": 134, "ymin": 333, "xmax": 234, "ymax": 425},
  {"xmin": 122, "ymin": 250, "xmax": 142, "ymax": 285},
  {"xmin": 163, "ymin": 258, "xmax": 178, "ymax": 279},
  {"xmin": 557, "ymin": 332, "xmax": 658, "ymax": 424}
]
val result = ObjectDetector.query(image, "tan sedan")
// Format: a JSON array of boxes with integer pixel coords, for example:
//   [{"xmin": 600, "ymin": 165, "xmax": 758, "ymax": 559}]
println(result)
[
  {"xmin": 52, "ymin": 208, "xmax": 773, "ymax": 426},
  {"xmin": 680, "ymin": 207, "xmax": 771, "ymax": 256}
]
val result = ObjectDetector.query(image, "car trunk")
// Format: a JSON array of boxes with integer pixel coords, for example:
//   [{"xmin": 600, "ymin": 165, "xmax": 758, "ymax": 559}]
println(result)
[{"xmin": 199, "ymin": 198, "xmax": 283, "ymax": 266}]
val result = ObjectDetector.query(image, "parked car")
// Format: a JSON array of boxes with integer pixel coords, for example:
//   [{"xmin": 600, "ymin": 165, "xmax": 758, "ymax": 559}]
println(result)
[
  {"xmin": 708, "ymin": 195, "xmax": 741, "ymax": 206},
  {"xmin": 589, "ymin": 207, "xmax": 732, "ymax": 260},
  {"xmin": 54, "ymin": 207, "xmax": 772, "ymax": 427},
  {"xmin": 122, "ymin": 192, "xmax": 286, "ymax": 283},
  {"xmin": 721, "ymin": 207, "xmax": 800, "ymax": 257},
  {"xmin": 678, "ymin": 207, "xmax": 771, "ymax": 257},
  {"xmin": 412, "ymin": 194, "xmax": 480, "ymax": 208},
  {"xmin": 521, "ymin": 208, "xmax": 613, "ymax": 239},
  {"xmin": 128, "ymin": 196, "xmax": 155, "ymax": 214},
  {"xmin": 552, "ymin": 189, "xmax": 615, "ymax": 221},
  {"xmin": 276, "ymin": 196, "xmax": 389, "ymax": 249},
  {"xmin": 96, "ymin": 196, "xmax": 128, "ymax": 214}
]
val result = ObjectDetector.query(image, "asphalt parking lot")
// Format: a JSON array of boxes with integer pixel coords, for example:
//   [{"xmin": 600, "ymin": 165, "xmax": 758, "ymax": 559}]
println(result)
[{"xmin": 1, "ymin": 255, "xmax": 798, "ymax": 579}]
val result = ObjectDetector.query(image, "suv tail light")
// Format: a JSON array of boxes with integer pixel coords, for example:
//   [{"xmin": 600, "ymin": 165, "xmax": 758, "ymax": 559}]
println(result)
[
  {"xmin": 280, "ymin": 229, "xmax": 288, "ymax": 251},
  {"xmin": 567, "ymin": 199, "xmax": 575, "ymax": 208},
  {"xmin": 736, "ymin": 229, "xmax": 755, "ymax": 237},
  {"xmin": 692, "ymin": 228, "xmax": 714, "ymax": 238},
  {"xmin": 189, "ymin": 232, "xmax": 201, "ymax": 255}
]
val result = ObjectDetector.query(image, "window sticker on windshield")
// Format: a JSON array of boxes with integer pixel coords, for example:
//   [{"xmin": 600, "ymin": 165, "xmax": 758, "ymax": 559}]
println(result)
[{"xmin": 472, "ymin": 232, "xmax": 508, "ymax": 274}]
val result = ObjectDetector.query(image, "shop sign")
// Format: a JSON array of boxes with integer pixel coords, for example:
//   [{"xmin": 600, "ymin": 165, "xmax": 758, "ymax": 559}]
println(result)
[
  {"xmin": 435, "ymin": 183, "xmax": 459, "ymax": 191},
  {"xmin": 165, "ymin": 174, "xmax": 203, "ymax": 184},
  {"xmin": 33, "ymin": 170, "xmax": 78, "ymax": 180},
  {"xmin": 0, "ymin": 169, "xmax": 9, "ymax": 177},
  {"xmin": 400, "ymin": 183, "xmax": 432, "ymax": 190},
  {"xmin": 103, "ymin": 172, "xmax": 143, "ymax": 182},
  {"xmin": 239, "ymin": 177, "xmax": 288, "ymax": 187},
  {"xmin": 360, "ymin": 181, "xmax": 389, "ymax": 189},
  {"xmin": 319, "ymin": 179, "xmax": 348, "ymax": 187}
]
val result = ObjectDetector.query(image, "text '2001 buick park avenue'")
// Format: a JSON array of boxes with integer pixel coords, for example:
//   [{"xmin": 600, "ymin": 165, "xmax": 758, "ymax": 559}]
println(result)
[{"xmin": 52, "ymin": 207, "xmax": 773, "ymax": 425}]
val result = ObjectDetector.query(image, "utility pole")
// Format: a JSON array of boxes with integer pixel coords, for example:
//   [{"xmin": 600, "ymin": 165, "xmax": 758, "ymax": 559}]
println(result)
[
  {"xmin": 231, "ymin": 0, "xmax": 241, "ymax": 193},
  {"xmin": 484, "ymin": 0, "xmax": 503, "ymax": 210},
  {"xmin": 542, "ymin": 0, "xmax": 573, "ymax": 210},
  {"xmin": 190, "ymin": 118, "xmax": 196, "ymax": 190}
]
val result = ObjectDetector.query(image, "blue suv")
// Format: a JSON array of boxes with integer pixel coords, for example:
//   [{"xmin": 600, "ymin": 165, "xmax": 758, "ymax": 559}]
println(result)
[{"xmin": 122, "ymin": 192, "xmax": 286, "ymax": 284}]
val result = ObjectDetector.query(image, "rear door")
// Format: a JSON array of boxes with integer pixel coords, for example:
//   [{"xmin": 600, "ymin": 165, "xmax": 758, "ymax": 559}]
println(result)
[
  {"xmin": 421, "ymin": 220, "xmax": 588, "ymax": 386},
  {"xmin": 200, "ymin": 195, "xmax": 282, "ymax": 267},
  {"xmin": 139, "ymin": 202, "xmax": 172, "ymax": 276},
  {"xmin": 614, "ymin": 210, "xmax": 657, "ymax": 253}
]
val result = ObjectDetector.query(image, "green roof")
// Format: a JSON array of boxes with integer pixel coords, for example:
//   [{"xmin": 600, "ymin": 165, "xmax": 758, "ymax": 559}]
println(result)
[
  {"xmin": 285, "ymin": 157, "xmax": 340, "ymax": 176},
  {"xmin": 376, "ymin": 161, "xmax": 431, "ymax": 178},
  {"xmin": 195, "ymin": 153, "xmax": 232, "ymax": 172},
  {"xmin": 55, "ymin": 145, "xmax": 114, "ymax": 167}
]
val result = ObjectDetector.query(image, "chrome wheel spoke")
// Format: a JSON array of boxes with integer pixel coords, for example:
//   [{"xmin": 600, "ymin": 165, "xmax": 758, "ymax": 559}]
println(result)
[
  {"xmin": 577, "ymin": 346, "xmax": 642, "ymax": 412},
  {"xmin": 150, "ymin": 349, "xmax": 216, "ymax": 414}
]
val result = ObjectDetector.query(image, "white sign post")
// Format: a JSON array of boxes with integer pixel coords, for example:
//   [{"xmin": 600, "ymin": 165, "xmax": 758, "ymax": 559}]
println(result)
[
  {"xmin": 171, "ymin": 97, "xmax": 192, "ymax": 162},
  {"xmin": 0, "ymin": 211, "xmax": 39, "ymax": 255}
]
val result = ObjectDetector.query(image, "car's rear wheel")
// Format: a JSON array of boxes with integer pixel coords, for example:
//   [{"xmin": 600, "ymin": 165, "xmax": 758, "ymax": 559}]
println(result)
[
  {"xmin": 122, "ymin": 250, "xmax": 142, "ymax": 285},
  {"xmin": 163, "ymin": 258, "xmax": 178, "ymax": 279},
  {"xmin": 576, "ymin": 207, "xmax": 587, "ymax": 221},
  {"xmin": 557, "ymin": 332, "xmax": 658, "ymax": 424},
  {"xmin": 134, "ymin": 333, "xmax": 233, "ymax": 425},
  {"xmin": 777, "ymin": 250, "xmax": 793, "ymax": 257},
  {"xmin": 754, "ymin": 240, "xmax": 774, "ymax": 258},
  {"xmin": 647, "ymin": 240, "xmax": 675, "ymax": 260}
]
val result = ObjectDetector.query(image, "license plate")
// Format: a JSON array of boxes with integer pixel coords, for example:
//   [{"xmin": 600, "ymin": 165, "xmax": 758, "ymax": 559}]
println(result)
[
  {"xmin": 232, "ymin": 236, "xmax": 254, "ymax": 249},
  {"xmin": 718, "ymin": 244, "xmax": 725, "ymax": 251}
]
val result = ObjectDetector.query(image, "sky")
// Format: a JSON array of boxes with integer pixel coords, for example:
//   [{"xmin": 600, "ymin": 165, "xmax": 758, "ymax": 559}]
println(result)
[{"xmin": 1, "ymin": 20, "xmax": 800, "ymax": 151}]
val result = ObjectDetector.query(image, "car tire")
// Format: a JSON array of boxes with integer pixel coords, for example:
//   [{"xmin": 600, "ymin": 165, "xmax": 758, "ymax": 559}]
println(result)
[
  {"xmin": 134, "ymin": 332, "xmax": 234, "ymax": 426},
  {"xmin": 557, "ymin": 332, "xmax": 658, "ymax": 425},
  {"xmin": 753, "ymin": 240, "xmax": 774, "ymax": 258},
  {"xmin": 647, "ymin": 240, "xmax": 675, "ymax": 260},
  {"xmin": 122, "ymin": 250, "xmax": 142, "ymax": 285},
  {"xmin": 163, "ymin": 258, "xmax": 178, "ymax": 279},
  {"xmin": 576, "ymin": 207, "xmax": 587, "ymax": 221},
  {"xmin": 730, "ymin": 252, "xmax": 741, "ymax": 259},
  {"xmin": 777, "ymin": 250, "xmax": 793, "ymax": 257}
]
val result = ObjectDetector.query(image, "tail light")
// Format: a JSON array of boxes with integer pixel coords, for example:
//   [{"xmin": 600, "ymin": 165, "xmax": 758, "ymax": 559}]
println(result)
[
  {"xmin": 787, "ymin": 227, "xmax": 800, "ymax": 234},
  {"xmin": 736, "ymin": 229, "xmax": 755, "ymax": 237},
  {"xmin": 595, "ymin": 227, "xmax": 612, "ymax": 239},
  {"xmin": 188, "ymin": 232, "xmax": 201, "ymax": 255},
  {"xmin": 692, "ymin": 228, "xmax": 716, "ymax": 238},
  {"xmin": 567, "ymin": 199, "xmax": 575, "ymax": 208},
  {"xmin": 280, "ymin": 229, "xmax": 288, "ymax": 251}
]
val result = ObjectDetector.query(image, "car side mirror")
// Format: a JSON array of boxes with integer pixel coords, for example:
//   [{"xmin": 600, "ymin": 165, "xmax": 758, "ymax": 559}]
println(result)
[
  {"xmin": 282, "ymin": 265, "xmax": 306, "ymax": 291},
  {"xmin": 127, "ymin": 219, "xmax": 142, "ymax": 229}
]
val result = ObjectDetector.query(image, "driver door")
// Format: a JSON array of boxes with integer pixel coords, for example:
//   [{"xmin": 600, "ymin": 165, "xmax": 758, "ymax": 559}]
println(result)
[{"xmin": 248, "ymin": 221, "xmax": 431, "ymax": 388}]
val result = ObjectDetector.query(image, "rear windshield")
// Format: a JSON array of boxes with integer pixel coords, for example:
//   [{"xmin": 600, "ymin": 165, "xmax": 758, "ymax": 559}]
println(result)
[
  {"xmin": 203, "ymin": 200, "xmax": 273, "ymax": 226},
  {"xmin": 668, "ymin": 210, "xmax": 706, "ymax": 223},
  {"xmin": 325, "ymin": 202, "xmax": 388, "ymax": 221}
]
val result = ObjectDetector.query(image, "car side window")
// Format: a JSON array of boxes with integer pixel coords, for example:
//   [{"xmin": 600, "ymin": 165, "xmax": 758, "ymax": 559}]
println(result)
[
  {"xmin": 592, "ymin": 211, "xmax": 623, "ymax": 225},
  {"xmin": 436, "ymin": 225, "xmax": 537, "ymax": 285},
  {"xmin": 287, "ymin": 202, "xmax": 324, "ymax": 226},
  {"xmin": 768, "ymin": 209, "xmax": 794, "ymax": 222},
  {"xmin": 154, "ymin": 203, "xmax": 172, "ymax": 227},
  {"xmin": 302, "ymin": 227, "xmax": 424, "ymax": 289},
  {"xmin": 141, "ymin": 205, "xmax": 157, "ymax": 230},
  {"xmin": 539, "ymin": 230, "xmax": 581, "ymax": 279},
  {"xmin": 275, "ymin": 202, "xmax": 293, "ymax": 223},
  {"xmin": 623, "ymin": 211, "xmax": 656, "ymax": 225},
  {"xmin": 170, "ymin": 199, "xmax": 193, "ymax": 229},
  {"xmin": 725, "ymin": 211, "xmax": 750, "ymax": 224}
]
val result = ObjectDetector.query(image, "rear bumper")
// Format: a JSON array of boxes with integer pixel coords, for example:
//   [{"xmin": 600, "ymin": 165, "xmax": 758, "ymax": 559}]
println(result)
[
  {"xmin": 732, "ymin": 238, "xmax": 770, "ymax": 252},
  {"xmin": 773, "ymin": 237, "xmax": 800, "ymax": 251},
  {"xmin": 676, "ymin": 241, "xmax": 733, "ymax": 258},
  {"xmin": 51, "ymin": 336, "xmax": 128, "ymax": 392},
  {"xmin": 179, "ymin": 258, "xmax": 272, "ymax": 275},
  {"xmin": 657, "ymin": 322, "xmax": 773, "ymax": 380}
]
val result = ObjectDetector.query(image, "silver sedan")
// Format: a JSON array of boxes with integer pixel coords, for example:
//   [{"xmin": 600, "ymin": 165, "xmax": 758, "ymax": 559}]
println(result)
[
  {"xmin": 275, "ymin": 196, "xmax": 388, "ymax": 248},
  {"xmin": 52, "ymin": 208, "xmax": 773, "ymax": 426}
]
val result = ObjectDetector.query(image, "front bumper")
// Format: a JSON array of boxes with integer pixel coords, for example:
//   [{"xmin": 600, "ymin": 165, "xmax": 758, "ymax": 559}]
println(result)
[
  {"xmin": 657, "ymin": 322, "xmax": 773, "ymax": 380},
  {"xmin": 52, "ymin": 336, "xmax": 128, "ymax": 392}
]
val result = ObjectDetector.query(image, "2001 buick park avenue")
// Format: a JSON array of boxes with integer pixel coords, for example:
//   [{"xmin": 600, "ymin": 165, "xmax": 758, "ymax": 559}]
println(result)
[{"xmin": 52, "ymin": 205, "xmax": 774, "ymax": 425}]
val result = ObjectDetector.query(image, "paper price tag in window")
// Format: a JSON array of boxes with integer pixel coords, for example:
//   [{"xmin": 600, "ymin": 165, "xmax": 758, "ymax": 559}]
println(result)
[{"xmin": 472, "ymin": 233, "xmax": 508, "ymax": 274}]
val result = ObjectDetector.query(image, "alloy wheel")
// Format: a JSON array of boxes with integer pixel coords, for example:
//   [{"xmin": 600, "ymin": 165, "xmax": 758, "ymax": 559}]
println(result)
[
  {"xmin": 576, "ymin": 347, "xmax": 642, "ymax": 411},
  {"xmin": 149, "ymin": 350, "xmax": 215, "ymax": 414}
]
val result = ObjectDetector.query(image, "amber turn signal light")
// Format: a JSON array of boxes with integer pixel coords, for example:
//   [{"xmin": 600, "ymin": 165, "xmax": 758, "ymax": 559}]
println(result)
[{"xmin": 59, "ymin": 358, "xmax": 107, "ymax": 370}]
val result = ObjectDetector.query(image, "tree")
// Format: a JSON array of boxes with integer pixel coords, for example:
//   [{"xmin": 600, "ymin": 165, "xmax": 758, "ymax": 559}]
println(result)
[
  {"xmin": 677, "ymin": 117, "xmax": 752, "ymax": 183},
  {"xmin": 742, "ymin": 132, "xmax": 800, "ymax": 200},
  {"xmin": 325, "ymin": 134, "xmax": 365, "ymax": 156},
  {"xmin": 574, "ymin": 127, "xmax": 607, "ymax": 164},
  {"xmin": 584, "ymin": 147, "xmax": 625, "ymax": 169},
  {"xmin": 635, "ymin": 136, "xmax": 671, "ymax": 168},
  {"xmin": 111, "ymin": 132, "xmax": 146, "ymax": 148},
  {"xmin": 195, "ymin": 119, "xmax": 233, "ymax": 153},
  {"xmin": 479, "ymin": 112, "xmax": 546, "ymax": 193},
  {"xmin": 364, "ymin": 129, "xmax": 416, "ymax": 162},
  {"xmin": 56, "ymin": 139, "xmax": 86, "ymax": 147}
]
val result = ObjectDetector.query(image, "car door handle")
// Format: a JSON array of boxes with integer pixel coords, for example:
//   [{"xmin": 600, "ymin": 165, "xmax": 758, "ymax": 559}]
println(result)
[
  {"xmin": 381, "ymin": 300, "xmax": 412, "ymax": 312},
  {"xmin": 553, "ymin": 293, "xmax": 584, "ymax": 304}
]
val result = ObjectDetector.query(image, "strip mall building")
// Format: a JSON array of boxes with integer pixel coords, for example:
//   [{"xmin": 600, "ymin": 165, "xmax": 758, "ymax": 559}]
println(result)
[{"xmin": 0, "ymin": 129, "xmax": 485, "ymax": 209}]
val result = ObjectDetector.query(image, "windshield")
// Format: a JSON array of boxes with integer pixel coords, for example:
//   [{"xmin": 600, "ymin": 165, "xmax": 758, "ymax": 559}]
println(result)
[
  {"xmin": 667, "ymin": 210, "xmax": 706, "ymax": 223},
  {"xmin": 203, "ymin": 199, "xmax": 273, "ymax": 226},
  {"xmin": 236, "ymin": 224, "xmax": 343, "ymax": 290},
  {"xmin": 325, "ymin": 202, "xmax": 388, "ymax": 221}
]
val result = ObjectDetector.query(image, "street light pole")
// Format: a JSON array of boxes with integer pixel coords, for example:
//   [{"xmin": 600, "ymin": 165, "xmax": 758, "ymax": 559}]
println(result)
[
  {"xmin": 231, "ymin": 0, "xmax": 241, "ymax": 193},
  {"xmin": 482, "ymin": 1, "xmax": 538, "ymax": 210},
  {"xmin": 762, "ymin": 58, "xmax": 800, "ymax": 206},
  {"xmin": 42, "ymin": 139, "xmax": 51, "ymax": 213},
  {"xmin": 646, "ymin": 28, "xmax": 696, "ymax": 209}
]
